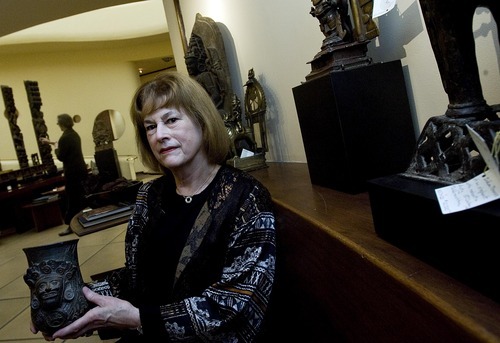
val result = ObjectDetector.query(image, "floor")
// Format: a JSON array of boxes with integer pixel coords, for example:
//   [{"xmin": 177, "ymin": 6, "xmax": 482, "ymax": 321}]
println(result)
[
  {"xmin": 0, "ymin": 221, "xmax": 127, "ymax": 342},
  {"xmin": 0, "ymin": 173, "xmax": 159, "ymax": 342}
]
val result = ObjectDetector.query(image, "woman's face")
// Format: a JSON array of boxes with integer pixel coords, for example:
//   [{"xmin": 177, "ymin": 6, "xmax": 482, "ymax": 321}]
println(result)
[{"xmin": 144, "ymin": 107, "xmax": 205, "ymax": 171}]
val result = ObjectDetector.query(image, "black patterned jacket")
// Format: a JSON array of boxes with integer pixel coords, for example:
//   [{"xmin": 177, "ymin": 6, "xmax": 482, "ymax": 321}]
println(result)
[{"xmin": 103, "ymin": 165, "xmax": 276, "ymax": 342}]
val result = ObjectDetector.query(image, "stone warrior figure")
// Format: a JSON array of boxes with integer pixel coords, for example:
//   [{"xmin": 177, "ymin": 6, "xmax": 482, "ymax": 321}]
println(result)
[{"xmin": 185, "ymin": 34, "xmax": 225, "ymax": 112}]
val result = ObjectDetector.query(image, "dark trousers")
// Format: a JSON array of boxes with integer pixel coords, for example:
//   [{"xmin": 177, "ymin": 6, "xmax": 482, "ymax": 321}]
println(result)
[{"xmin": 64, "ymin": 176, "xmax": 87, "ymax": 224}]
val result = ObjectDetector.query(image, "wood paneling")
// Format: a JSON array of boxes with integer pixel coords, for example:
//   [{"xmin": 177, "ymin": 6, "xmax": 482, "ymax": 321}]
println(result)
[{"xmin": 250, "ymin": 163, "xmax": 500, "ymax": 343}]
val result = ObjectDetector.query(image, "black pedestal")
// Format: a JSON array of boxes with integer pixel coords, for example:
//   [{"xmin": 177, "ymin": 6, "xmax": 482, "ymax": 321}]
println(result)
[
  {"xmin": 95, "ymin": 149, "xmax": 121, "ymax": 183},
  {"xmin": 368, "ymin": 174, "xmax": 500, "ymax": 303},
  {"xmin": 293, "ymin": 60, "xmax": 416, "ymax": 193}
]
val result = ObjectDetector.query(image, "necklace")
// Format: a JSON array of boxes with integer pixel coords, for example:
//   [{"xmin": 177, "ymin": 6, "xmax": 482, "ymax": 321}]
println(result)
[{"xmin": 177, "ymin": 166, "xmax": 217, "ymax": 204}]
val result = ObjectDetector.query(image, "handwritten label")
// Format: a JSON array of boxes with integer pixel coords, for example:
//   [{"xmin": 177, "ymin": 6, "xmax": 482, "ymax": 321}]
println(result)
[
  {"xmin": 435, "ymin": 170, "xmax": 500, "ymax": 214},
  {"xmin": 435, "ymin": 125, "xmax": 500, "ymax": 214}
]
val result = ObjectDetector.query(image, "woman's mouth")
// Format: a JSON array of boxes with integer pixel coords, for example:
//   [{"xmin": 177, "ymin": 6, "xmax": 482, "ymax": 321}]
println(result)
[{"xmin": 160, "ymin": 146, "xmax": 176, "ymax": 154}]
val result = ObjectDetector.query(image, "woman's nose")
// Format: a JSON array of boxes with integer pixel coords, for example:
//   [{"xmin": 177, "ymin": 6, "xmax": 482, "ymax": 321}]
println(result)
[{"xmin": 155, "ymin": 123, "xmax": 169, "ymax": 141}]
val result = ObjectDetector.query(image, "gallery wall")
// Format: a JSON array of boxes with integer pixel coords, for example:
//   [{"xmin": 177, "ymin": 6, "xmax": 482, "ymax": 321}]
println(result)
[
  {"xmin": 165, "ymin": 0, "xmax": 500, "ymax": 163},
  {"xmin": 0, "ymin": 0, "xmax": 498, "ymax": 173},
  {"xmin": 0, "ymin": 36, "xmax": 172, "ymax": 172}
]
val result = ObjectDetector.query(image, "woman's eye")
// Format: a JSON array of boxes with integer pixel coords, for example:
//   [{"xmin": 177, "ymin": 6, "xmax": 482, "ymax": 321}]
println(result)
[
  {"xmin": 165, "ymin": 117, "xmax": 178, "ymax": 124},
  {"xmin": 145, "ymin": 124, "xmax": 157, "ymax": 132}
]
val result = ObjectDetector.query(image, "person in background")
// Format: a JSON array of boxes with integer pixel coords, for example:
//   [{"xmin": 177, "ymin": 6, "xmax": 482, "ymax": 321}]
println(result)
[
  {"xmin": 40, "ymin": 113, "xmax": 88, "ymax": 236},
  {"xmin": 33, "ymin": 71, "xmax": 276, "ymax": 342}
]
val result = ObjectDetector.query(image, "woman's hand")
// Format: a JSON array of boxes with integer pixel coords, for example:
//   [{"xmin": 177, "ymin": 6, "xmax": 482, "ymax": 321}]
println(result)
[
  {"xmin": 30, "ymin": 321, "xmax": 55, "ymax": 341},
  {"xmin": 48, "ymin": 286, "xmax": 141, "ymax": 340}
]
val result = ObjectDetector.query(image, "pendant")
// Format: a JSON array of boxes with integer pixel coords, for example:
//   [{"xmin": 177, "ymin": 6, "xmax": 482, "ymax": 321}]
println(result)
[{"xmin": 184, "ymin": 196, "xmax": 193, "ymax": 204}]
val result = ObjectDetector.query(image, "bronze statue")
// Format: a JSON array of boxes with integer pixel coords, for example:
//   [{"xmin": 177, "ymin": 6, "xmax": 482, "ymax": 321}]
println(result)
[
  {"xmin": 307, "ymin": 0, "xmax": 379, "ymax": 80},
  {"xmin": 418, "ymin": 0, "xmax": 499, "ymax": 119},
  {"xmin": 310, "ymin": 0, "xmax": 353, "ymax": 45},
  {"xmin": 404, "ymin": 1, "xmax": 500, "ymax": 184},
  {"xmin": 244, "ymin": 68, "xmax": 268, "ymax": 155}
]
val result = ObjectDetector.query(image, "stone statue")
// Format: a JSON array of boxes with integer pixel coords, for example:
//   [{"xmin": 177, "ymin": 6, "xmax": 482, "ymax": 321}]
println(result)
[
  {"xmin": 23, "ymin": 239, "xmax": 89, "ymax": 336},
  {"xmin": 185, "ymin": 34, "xmax": 225, "ymax": 111},
  {"xmin": 185, "ymin": 14, "xmax": 250, "ymax": 159},
  {"xmin": 184, "ymin": 14, "xmax": 268, "ymax": 171}
]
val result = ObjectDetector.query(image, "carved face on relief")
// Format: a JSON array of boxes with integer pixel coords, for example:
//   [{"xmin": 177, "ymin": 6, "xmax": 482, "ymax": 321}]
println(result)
[{"xmin": 35, "ymin": 274, "xmax": 64, "ymax": 310}]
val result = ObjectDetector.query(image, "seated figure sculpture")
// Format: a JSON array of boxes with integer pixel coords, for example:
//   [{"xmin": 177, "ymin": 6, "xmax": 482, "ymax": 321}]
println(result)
[{"xmin": 307, "ymin": 0, "xmax": 380, "ymax": 79}]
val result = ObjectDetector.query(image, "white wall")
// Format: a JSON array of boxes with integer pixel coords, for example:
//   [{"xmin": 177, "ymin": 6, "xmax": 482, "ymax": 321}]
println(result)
[
  {"xmin": 165, "ymin": 0, "xmax": 500, "ymax": 163},
  {"xmin": 1, "ymin": 1, "xmax": 498, "ymax": 170}
]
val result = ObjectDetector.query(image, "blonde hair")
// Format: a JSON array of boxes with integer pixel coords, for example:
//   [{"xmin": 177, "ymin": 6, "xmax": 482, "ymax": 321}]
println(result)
[{"xmin": 130, "ymin": 71, "xmax": 230, "ymax": 173}]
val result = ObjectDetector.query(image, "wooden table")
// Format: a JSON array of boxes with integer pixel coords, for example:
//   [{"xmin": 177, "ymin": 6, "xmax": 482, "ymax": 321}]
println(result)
[
  {"xmin": 249, "ymin": 163, "xmax": 500, "ymax": 343},
  {"xmin": 63, "ymin": 163, "xmax": 500, "ymax": 342},
  {"xmin": 70, "ymin": 208, "xmax": 131, "ymax": 236},
  {"xmin": 0, "ymin": 174, "xmax": 65, "ymax": 234},
  {"xmin": 22, "ymin": 197, "xmax": 63, "ymax": 232}
]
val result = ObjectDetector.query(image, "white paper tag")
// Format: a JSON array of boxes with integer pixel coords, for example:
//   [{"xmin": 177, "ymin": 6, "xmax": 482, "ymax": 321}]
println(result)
[
  {"xmin": 240, "ymin": 148, "xmax": 254, "ymax": 158},
  {"xmin": 435, "ymin": 126, "xmax": 500, "ymax": 214}
]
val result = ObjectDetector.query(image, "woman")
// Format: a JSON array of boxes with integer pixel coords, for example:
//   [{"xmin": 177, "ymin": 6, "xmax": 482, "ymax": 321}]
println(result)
[
  {"xmin": 40, "ymin": 113, "xmax": 88, "ymax": 236},
  {"xmin": 34, "ymin": 71, "xmax": 276, "ymax": 342}
]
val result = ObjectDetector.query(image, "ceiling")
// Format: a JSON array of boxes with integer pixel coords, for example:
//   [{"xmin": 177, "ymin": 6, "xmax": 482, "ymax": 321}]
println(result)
[
  {"xmin": 0, "ymin": 0, "xmax": 152, "ymax": 38},
  {"xmin": 0, "ymin": 0, "xmax": 174, "ymax": 75}
]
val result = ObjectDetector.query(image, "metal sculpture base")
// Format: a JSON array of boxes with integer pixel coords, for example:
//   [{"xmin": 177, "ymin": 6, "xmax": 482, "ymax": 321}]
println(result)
[
  {"xmin": 403, "ymin": 107, "xmax": 500, "ymax": 185},
  {"xmin": 23, "ymin": 239, "xmax": 89, "ymax": 335},
  {"xmin": 306, "ymin": 41, "xmax": 372, "ymax": 81},
  {"xmin": 227, "ymin": 154, "xmax": 268, "ymax": 172}
]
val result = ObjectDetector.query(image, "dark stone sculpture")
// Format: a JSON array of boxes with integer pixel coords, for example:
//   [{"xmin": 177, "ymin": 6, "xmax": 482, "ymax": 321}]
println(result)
[
  {"xmin": 92, "ymin": 110, "xmax": 115, "ymax": 152},
  {"xmin": 185, "ymin": 34, "xmax": 226, "ymax": 111},
  {"xmin": 23, "ymin": 239, "xmax": 89, "ymax": 336},
  {"xmin": 185, "ymin": 14, "xmax": 233, "ymax": 120},
  {"xmin": 404, "ymin": 1, "xmax": 500, "ymax": 184},
  {"xmin": 184, "ymin": 13, "xmax": 262, "ymax": 168},
  {"xmin": 92, "ymin": 110, "xmax": 123, "ymax": 183}
]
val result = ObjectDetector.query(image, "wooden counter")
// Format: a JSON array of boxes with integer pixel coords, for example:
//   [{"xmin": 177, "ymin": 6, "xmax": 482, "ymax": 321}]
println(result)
[{"xmin": 249, "ymin": 163, "xmax": 500, "ymax": 343}]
